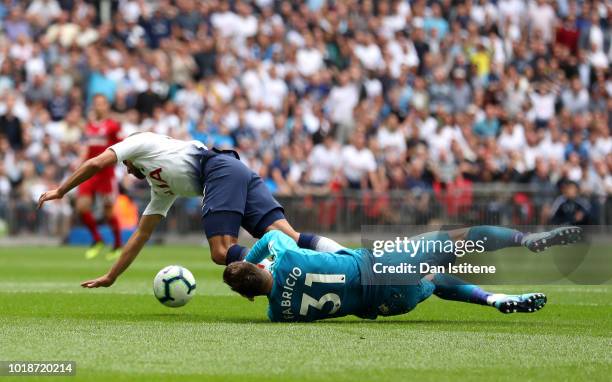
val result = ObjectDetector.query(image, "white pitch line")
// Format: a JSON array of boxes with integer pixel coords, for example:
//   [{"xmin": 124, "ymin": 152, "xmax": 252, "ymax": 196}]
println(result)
[{"xmin": 0, "ymin": 282, "xmax": 233, "ymax": 296}]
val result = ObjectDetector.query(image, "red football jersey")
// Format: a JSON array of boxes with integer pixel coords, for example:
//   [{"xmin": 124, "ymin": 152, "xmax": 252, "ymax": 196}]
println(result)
[{"xmin": 84, "ymin": 119, "xmax": 122, "ymax": 178}]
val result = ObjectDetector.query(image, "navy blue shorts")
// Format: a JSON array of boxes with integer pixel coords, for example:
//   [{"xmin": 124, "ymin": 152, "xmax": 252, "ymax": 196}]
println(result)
[{"xmin": 200, "ymin": 152, "xmax": 285, "ymax": 239}]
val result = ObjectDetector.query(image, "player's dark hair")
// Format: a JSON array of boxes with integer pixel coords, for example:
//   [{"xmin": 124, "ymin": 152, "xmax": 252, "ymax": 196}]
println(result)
[{"xmin": 223, "ymin": 262, "xmax": 269, "ymax": 300}]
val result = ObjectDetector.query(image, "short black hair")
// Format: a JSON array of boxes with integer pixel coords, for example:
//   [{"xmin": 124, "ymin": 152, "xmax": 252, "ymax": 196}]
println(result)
[{"xmin": 223, "ymin": 262, "xmax": 269, "ymax": 299}]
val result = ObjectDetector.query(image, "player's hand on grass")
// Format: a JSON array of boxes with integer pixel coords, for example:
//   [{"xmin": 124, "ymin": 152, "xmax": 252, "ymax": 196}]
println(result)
[
  {"xmin": 81, "ymin": 274, "xmax": 116, "ymax": 288},
  {"xmin": 37, "ymin": 189, "xmax": 64, "ymax": 209}
]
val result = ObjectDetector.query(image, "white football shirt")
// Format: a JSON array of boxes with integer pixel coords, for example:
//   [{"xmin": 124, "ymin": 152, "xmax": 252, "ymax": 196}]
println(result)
[{"xmin": 110, "ymin": 132, "xmax": 207, "ymax": 217}]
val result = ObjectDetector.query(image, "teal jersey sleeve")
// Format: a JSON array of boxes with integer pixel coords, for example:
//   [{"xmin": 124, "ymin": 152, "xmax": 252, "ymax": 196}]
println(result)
[{"xmin": 245, "ymin": 230, "xmax": 299, "ymax": 264}]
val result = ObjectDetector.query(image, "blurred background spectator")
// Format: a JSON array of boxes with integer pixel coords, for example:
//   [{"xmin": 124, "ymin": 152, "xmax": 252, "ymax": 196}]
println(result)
[{"xmin": 0, "ymin": 0, "xmax": 610, "ymax": 235}]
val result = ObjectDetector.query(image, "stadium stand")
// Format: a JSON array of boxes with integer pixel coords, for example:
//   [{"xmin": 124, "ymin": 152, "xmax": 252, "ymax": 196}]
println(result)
[{"xmin": 0, "ymin": 0, "xmax": 610, "ymax": 237}]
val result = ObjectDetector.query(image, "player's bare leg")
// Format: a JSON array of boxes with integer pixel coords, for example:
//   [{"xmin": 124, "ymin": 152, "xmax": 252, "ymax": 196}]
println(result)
[
  {"xmin": 207, "ymin": 218, "xmax": 302, "ymax": 265},
  {"xmin": 208, "ymin": 235, "xmax": 239, "ymax": 265},
  {"xmin": 265, "ymin": 219, "xmax": 300, "ymax": 242},
  {"xmin": 260, "ymin": 218, "xmax": 345, "ymax": 258},
  {"xmin": 209, "ymin": 218, "xmax": 344, "ymax": 265},
  {"xmin": 268, "ymin": 219, "xmax": 346, "ymax": 253},
  {"xmin": 77, "ymin": 195, "xmax": 105, "ymax": 259},
  {"xmin": 104, "ymin": 199, "xmax": 123, "ymax": 260}
]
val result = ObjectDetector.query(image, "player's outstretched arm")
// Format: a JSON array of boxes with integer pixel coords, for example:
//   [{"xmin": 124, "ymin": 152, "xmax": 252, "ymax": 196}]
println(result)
[
  {"xmin": 81, "ymin": 214, "xmax": 162, "ymax": 288},
  {"xmin": 37, "ymin": 149, "xmax": 118, "ymax": 209}
]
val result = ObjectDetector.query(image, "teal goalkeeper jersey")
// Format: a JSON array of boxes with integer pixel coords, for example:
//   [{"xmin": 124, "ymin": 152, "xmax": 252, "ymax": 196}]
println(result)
[{"xmin": 245, "ymin": 230, "xmax": 369, "ymax": 322}]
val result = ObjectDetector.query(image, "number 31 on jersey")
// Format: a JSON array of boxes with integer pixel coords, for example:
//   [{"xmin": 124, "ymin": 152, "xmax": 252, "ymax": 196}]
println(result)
[{"xmin": 299, "ymin": 273, "xmax": 346, "ymax": 316}]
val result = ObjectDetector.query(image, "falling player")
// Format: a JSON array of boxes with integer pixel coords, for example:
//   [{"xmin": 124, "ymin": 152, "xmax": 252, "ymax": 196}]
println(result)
[
  {"xmin": 223, "ymin": 226, "xmax": 582, "ymax": 322},
  {"xmin": 38, "ymin": 131, "xmax": 342, "ymax": 287},
  {"xmin": 77, "ymin": 94, "xmax": 123, "ymax": 260}
]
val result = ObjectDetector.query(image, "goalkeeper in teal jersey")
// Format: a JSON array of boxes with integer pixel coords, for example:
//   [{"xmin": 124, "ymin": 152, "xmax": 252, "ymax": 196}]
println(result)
[{"xmin": 223, "ymin": 226, "xmax": 582, "ymax": 322}]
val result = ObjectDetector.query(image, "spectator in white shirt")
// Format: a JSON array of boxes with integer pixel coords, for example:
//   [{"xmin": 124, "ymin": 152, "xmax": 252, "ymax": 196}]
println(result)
[
  {"xmin": 377, "ymin": 114, "xmax": 406, "ymax": 157},
  {"xmin": 307, "ymin": 135, "xmax": 341, "ymax": 186},
  {"xmin": 354, "ymin": 31, "xmax": 384, "ymax": 71},
  {"xmin": 529, "ymin": 82, "xmax": 556, "ymax": 126},
  {"xmin": 241, "ymin": 59, "xmax": 264, "ymax": 106},
  {"xmin": 44, "ymin": 11, "xmax": 79, "ymax": 47},
  {"xmin": 326, "ymin": 71, "xmax": 359, "ymax": 128},
  {"xmin": 245, "ymin": 102, "xmax": 274, "ymax": 135},
  {"xmin": 262, "ymin": 66, "xmax": 288, "ymax": 111},
  {"xmin": 296, "ymin": 34, "xmax": 323, "ymax": 77},
  {"xmin": 498, "ymin": 123, "xmax": 526, "ymax": 154},
  {"xmin": 499, "ymin": 0, "xmax": 526, "ymax": 28},
  {"xmin": 341, "ymin": 132, "xmax": 378, "ymax": 189},
  {"xmin": 26, "ymin": 0, "xmax": 62, "ymax": 27},
  {"xmin": 386, "ymin": 31, "xmax": 419, "ymax": 78},
  {"xmin": 211, "ymin": 2, "xmax": 238, "ymax": 38},
  {"xmin": 378, "ymin": 1, "xmax": 407, "ymax": 38},
  {"xmin": 234, "ymin": 2, "xmax": 258, "ymax": 40},
  {"xmin": 561, "ymin": 77, "xmax": 590, "ymax": 114},
  {"xmin": 528, "ymin": 0, "xmax": 556, "ymax": 42},
  {"xmin": 470, "ymin": 0, "xmax": 498, "ymax": 27}
]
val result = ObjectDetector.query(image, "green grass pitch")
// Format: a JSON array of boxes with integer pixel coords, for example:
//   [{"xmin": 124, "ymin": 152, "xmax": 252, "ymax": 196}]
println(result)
[{"xmin": 0, "ymin": 246, "xmax": 610, "ymax": 382}]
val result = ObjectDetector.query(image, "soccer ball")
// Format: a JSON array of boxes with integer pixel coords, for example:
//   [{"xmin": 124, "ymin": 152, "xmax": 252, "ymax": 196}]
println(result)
[{"xmin": 153, "ymin": 265, "xmax": 196, "ymax": 307}]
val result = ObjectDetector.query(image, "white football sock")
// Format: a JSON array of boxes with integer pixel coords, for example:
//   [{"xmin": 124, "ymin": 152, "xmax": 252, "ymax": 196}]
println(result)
[
  {"xmin": 486, "ymin": 294, "xmax": 507, "ymax": 306},
  {"xmin": 315, "ymin": 236, "xmax": 346, "ymax": 253}
]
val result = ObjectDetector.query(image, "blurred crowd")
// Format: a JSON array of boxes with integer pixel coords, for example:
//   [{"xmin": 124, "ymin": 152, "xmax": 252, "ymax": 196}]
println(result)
[{"xmin": 0, "ymin": 0, "xmax": 611, "ymax": 232}]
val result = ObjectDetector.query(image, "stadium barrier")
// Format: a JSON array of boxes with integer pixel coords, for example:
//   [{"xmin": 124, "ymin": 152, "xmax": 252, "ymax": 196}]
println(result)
[{"xmin": 1, "ymin": 185, "xmax": 610, "ymax": 238}]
